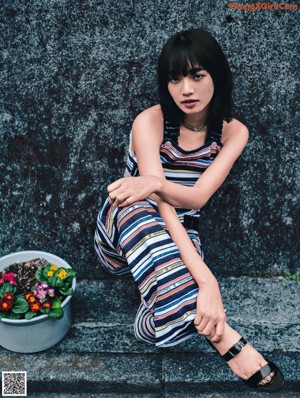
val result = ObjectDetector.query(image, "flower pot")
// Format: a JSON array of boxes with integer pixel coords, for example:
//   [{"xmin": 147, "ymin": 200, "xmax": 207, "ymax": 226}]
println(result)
[{"xmin": 0, "ymin": 250, "xmax": 76, "ymax": 353}]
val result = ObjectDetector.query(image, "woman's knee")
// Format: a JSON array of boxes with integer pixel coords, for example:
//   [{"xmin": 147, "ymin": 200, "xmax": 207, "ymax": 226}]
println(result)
[{"xmin": 116, "ymin": 200, "xmax": 158, "ymax": 228}]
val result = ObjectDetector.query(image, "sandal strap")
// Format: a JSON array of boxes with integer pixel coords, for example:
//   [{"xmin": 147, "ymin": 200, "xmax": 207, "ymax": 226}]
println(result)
[
  {"xmin": 243, "ymin": 361, "xmax": 277, "ymax": 388},
  {"xmin": 222, "ymin": 337, "xmax": 248, "ymax": 362}
]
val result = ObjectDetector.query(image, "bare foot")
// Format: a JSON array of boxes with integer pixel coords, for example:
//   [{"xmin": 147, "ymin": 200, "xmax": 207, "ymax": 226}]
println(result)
[{"xmin": 208, "ymin": 323, "xmax": 274, "ymax": 385}]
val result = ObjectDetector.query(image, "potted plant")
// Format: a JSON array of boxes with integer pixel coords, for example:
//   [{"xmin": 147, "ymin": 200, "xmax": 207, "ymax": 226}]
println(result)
[{"xmin": 0, "ymin": 251, "xmax": 76, "ymax": 353}]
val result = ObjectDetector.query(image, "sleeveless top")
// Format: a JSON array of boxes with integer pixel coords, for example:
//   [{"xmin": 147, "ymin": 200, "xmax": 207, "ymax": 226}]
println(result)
[{"xmin": 124, "ymin": 111, "xmax": 223, "ymax": 220}]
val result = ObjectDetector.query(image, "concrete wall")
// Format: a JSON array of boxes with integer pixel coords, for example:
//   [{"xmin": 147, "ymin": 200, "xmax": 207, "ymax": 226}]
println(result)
[{"xmin": 0, "ymin": 0, "xmax": 299, "ymax": 278}]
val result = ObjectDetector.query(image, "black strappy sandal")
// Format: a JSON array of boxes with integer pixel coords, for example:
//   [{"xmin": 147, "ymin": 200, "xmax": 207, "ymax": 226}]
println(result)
[{"xmin": 206, "ymin": 337, "xmax": 285, "ymax": 392}]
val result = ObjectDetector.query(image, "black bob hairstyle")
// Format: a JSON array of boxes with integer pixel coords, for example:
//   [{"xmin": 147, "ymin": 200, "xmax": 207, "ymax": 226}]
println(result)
[{"xmin": 158, "ymin": 29, "xmax": 234, "ymax": 132}]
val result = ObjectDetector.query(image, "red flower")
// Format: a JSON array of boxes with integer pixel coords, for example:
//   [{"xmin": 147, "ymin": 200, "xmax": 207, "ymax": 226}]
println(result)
[
  {"xmin": 25, "ymin": 292, "xmax": 42, "ymax": 312},
  {"xmin": 0, "ymin": 298, "xmax": 13, "ymax": 312},
  {"xmin": 30, "ymin": 301, "xmax": 42, "ymax": 312},
  {"xmin": 3, "ymin": 272, "xmax": 16, "ymax": 283},
  {"xmin": 24, "ymin": 292, "xmax": 34, "ymax": 301},
  {"xmin": 0, "ymin": 278, "xmax": 4, "ymax": 285},
  {"xmin": 43, "ymin": 301, "xmax": 52, "ymax": 309},
  {"xmin": 4, "ymin": 292, "xmax": 13, "ymax": 300}
]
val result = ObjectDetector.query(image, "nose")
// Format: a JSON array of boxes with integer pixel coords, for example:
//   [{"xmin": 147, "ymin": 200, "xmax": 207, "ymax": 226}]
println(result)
[{"xmin": 181, "ymin": 77, "xmax": 194, "ymax": 96}]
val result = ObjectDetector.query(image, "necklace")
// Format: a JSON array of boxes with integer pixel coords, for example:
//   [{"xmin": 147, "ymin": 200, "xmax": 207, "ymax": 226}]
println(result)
[{"xmin": 182, "ymin": 121, "xmax": 207, "ymax": 132}]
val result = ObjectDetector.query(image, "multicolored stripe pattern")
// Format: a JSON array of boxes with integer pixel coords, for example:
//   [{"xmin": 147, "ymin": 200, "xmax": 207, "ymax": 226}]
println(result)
[
  {"xmin": 124, "ymin": 120, "xmax": 223, "ymax": 219},
  {"xmin": 95, "ymin": 198, "xmax": 203, "ymax": 346},
  {"xmin": 95, "ymin": 121, "xmax": 223, "ymax": 347}
]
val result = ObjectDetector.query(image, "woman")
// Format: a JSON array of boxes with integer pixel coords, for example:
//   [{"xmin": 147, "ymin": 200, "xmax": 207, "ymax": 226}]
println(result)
[{"xmin": 95, "ymin": 28, "xmax": 284, "ymax": 392}]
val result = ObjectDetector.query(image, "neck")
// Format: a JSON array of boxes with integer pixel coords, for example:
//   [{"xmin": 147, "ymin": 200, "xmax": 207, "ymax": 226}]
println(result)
[{"xmin": 184, "ymin": 109, "xmax": 208, "ymax": 129}]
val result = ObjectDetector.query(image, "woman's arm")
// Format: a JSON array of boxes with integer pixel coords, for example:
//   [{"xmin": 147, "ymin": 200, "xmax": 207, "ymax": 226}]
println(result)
[
  {"xmin": 155, "ymin": 193, "xmax": 226, "ymax": 343},
  {"xmin": 156, "ymin": 120, "xmax": 249, "ymax": 208},
  {"xmin": 108, "ymin": 108, "xmax": 248, "ymax": 210}
]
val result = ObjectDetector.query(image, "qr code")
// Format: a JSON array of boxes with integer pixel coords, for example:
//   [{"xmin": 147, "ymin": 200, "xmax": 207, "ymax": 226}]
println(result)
[{"xmin": 2, "ymin": 371, "xmax": 27, "ymax": 396}]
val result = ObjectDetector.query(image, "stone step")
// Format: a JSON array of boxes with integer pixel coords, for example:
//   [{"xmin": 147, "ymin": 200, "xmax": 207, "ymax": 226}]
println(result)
[
  {"xmin": 21, "ymin": 392, "xmax": 300, "ymax": 398},
  {"xmin": 25, "ymin": 392, "xmax": 300, "ymax": 398},
  {"xmin": 0, "ymin": 351, "xmax": 299, "ymax": 395},
  {"xmin": 0, "ymin": 277, "xmax": 299, "ymax": 395},
  {"xmin": 64, "ymin": 276, "xmax": 300, "ymax": 354}
]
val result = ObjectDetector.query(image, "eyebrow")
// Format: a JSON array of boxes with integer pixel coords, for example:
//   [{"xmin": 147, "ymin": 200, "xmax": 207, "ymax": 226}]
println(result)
[{"xmin": 189, "ymin": 67, "xmax": 204, "ymax": 73}]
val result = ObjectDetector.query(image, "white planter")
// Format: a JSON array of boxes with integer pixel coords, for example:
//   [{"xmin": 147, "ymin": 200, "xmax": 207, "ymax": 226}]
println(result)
[{"xmin": 0, "ymin": 250, "xmax": 76, "ymax": 353}]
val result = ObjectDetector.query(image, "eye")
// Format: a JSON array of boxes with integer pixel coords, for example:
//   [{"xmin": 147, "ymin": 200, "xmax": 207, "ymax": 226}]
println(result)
[
  {"xmin": 168, "ymin": 75, "xmax": 181, "ymax": 83},
  {"xmin": 193, "ymin": 74, "xmax": 204, "ymax": 81}
]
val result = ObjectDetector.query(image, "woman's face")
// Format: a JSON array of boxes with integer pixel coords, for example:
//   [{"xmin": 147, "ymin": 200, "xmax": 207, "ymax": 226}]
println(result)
[{"xmin": 167, "ymin": 67, "xmax": 214, "ymax": 118}]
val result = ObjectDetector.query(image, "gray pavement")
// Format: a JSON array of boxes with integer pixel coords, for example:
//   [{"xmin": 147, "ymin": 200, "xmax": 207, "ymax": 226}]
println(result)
[{"xmin": 0, "ymin": 276, "xmax": 299, "ymax": 395}]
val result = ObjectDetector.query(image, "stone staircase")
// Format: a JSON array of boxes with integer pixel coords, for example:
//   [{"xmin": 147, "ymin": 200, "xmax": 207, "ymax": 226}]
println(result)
[{"xmin": 0, "ymin": 276, "xmax": 299, "ymax": 397}]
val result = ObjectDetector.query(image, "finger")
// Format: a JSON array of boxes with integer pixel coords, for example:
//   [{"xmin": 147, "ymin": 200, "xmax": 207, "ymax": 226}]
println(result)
[
  {"xmin": 195, "ymin": 317, "xmax": 209, "ymax": 333},
  {"xmin": 107, "ymin": 178, "xmax": 124, "ymax": 193},
  {"xmin": 117, "ymin": 198, "xmax": 131, "ymax": 207},
  {"xmin": 210, "ymin": 318, "xmax": 226, "ymax": 343},
  {"xmin": 201, "ymin": 320, "xmax": 217, "ymax": 336},
  {"xmin": 109, "ymin": 187, "xmax": 126, "ymax": 203},
  {"xmin": 113, "ymin": 193, "xmax": 129, "ymax": 207},
  {"xmin": 210, "ymin": 323, "xmax": 224, "ymax": 343},
  {"xmin": 207, "ymin": 326, "xmax": 216, "ymax": 340},
  {"xmin": 119, "ymin": 195, "xmax": 137, "ymax": 207},
  {"xmin": 194, "ymin": 313, "xmax": 202, "ymax": 326}
]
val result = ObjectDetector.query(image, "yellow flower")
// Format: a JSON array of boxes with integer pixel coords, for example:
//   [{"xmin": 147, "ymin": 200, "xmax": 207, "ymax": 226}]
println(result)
[
  {"xmin": 47, "ymin": 271, "xmax": 54, "ymax": 277},
  {"xmin": 57, "ymin": 269, "xmax": 67, "ymax": 280},
  {"xmin": 50, "ymin": 265, "xmax": 58, "ymax": 271}
]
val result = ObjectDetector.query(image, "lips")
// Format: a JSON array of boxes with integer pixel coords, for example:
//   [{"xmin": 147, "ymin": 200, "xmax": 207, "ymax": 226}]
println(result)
[
  {"xmin": 181, "ymin": 99, "xmax": 199, "ymax": 108},
  {"xmin": 181, "ymin": 99, "xmax": 199, "ymax": 104}
]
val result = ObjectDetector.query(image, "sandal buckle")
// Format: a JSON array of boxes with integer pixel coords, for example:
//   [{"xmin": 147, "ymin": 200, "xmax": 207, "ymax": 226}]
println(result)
[
  {"xmin": 236, "ymin": 340, "xmax": 245, "ymax": 351},
  {"xmin": 222, "ymin": 337, "xmax": 247, "ymax": 362}
]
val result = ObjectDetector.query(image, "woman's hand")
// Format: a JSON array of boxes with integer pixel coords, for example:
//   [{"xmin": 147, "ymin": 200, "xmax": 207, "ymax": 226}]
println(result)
[
  {"xmin": 194, "ymin": 278, "xmax": 226, "ymax": 343},
  {"xmin": 107, "ymin": 176, "xmax": 160, "ymax": 207}
]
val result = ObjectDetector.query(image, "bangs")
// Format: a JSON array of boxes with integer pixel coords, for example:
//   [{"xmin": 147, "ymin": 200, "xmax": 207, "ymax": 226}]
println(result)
[{"xmin": 162, "ymin": 40, "xmax": 205, "ymax": 80}]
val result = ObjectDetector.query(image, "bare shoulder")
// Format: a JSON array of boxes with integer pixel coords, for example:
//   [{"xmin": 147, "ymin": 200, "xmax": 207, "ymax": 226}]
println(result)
[
  {"xmin": 131, "ymin": 105, "xmax": 164, "ymax": 151},
  {"xmin": 132, "ymin": 104, "xmax": 163, "ymax": 134},
  {"xmin": 221, "ymin": 118, "xmax": 249, "ymax": 146}
]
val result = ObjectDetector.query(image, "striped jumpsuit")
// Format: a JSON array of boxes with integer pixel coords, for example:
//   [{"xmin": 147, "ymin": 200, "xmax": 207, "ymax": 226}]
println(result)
[{"xmin": 94, "ymin": 117, "xmax": 223, "ymax": 347}]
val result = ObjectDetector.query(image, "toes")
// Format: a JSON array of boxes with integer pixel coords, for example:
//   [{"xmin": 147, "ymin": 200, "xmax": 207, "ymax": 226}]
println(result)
[{"xmin": 258, "ymin": 371, "xmax": 275, "ymax": 385}]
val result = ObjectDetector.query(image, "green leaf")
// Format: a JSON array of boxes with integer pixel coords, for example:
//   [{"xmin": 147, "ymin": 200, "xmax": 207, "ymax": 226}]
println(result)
[
  {"xmin": 40, "ymin": 308, "xmax": 50, "ymax": 314},
  {"xmin": 43, "ymin": 265, "xmax": 52, "ymax": 277},
  {"xmin": 60, "ymin": 282, "xmax": 71, "ymax": 292},
  {"xmin": 0, "ymin": 311, "xmax": 7, "ymax": 320},
  {"xmin": 51, "ymin": 298, "xmax": 62, "ymax": 309},
  {"xmin": 6, "ymin": 312, "xmax": 21, "ymax": 319},
  {"xmin": 35, "ymin": 268, "xmax": 47, "ymax": 283},
  {"xmin": 47, "ymin": 275, "xmax": 58, "ymax": 288},
  {"xmin": 67, "ymin": 269, "xmax": 76, "ymax": 279},
  {"xmin": 0, "ymin": 282, "xmax": 16, "ymax": 297},
  {"xmin": 282, "ymin": 272, "xmax": 300, "ymax": 285},
  {"xmin": 43, "ymin": 264, "xmax": 51, "ymax": 272},
  {"xmin": 48, "ymin": 308, "xmax": 64, "ymax": 319},
  {"xmin": 12, "ymin": 297, "xmax": 29, "ymax": 314},
  {"xmin": 56, "ymin": 278, "xmax": 64, "ymax": 288},
  {"xmin": 25, "ymin": 311, "xmax": 36, "ymax": 320},
  {"xmin": 59, "ymin": 287, "xmax": 73, "ymax": 296}
]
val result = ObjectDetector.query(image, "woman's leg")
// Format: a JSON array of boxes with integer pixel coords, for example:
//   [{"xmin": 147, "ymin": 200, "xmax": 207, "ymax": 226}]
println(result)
[
  {"xmin": 116, "ymin": 200, "xmax": 201, "ymax": 346},
  {"xmin": 207, "ymin": 323, "xmax": 275, "ymax": 385},
  {"xmin": 95, "ymin": 197, "xmax": 132, "ymax": 276},
  {"xmin": 96, "ymin": 199, "xmax": 276, "ymax": 385},
  {"xmin": 96, "ymin": 198, "xmax": 201, "ymax": 346}
]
